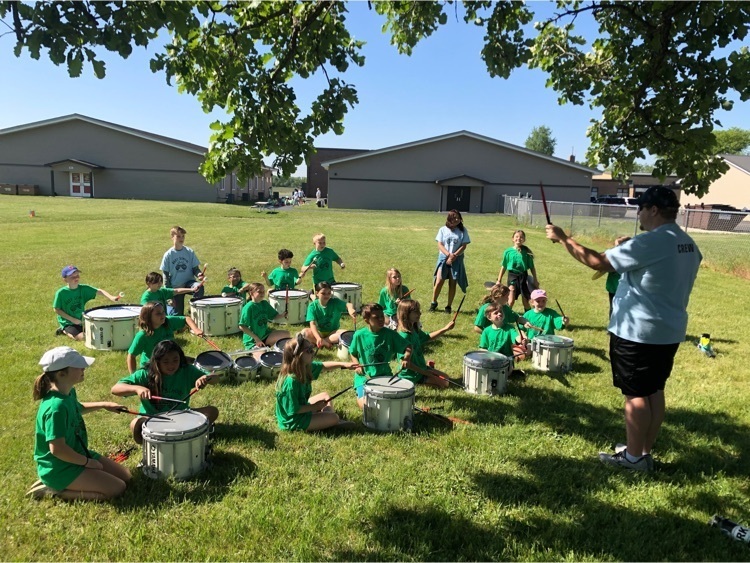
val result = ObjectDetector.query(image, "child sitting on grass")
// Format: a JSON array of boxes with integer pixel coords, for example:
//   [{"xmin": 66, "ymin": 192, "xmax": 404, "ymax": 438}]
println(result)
[
  {"xmin": 519, "ymin": 289, "xmax": 569, "ymax": 341},
  {"xmin": 262, "ymin": 249, "xmax": 300, "ymax": 291}
]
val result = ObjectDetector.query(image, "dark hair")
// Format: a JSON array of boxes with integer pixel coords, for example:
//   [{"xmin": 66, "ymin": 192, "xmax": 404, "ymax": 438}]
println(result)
[
  {"xmin": 480, "ymin": 283, "xmax": 510, "ymax": 305},
  {"xmin": 512, "ymin": 230, "xmax": 534, "ymax": 258},
  {"xmin": 33, "ymin": 368, "xmax": 67, "ymax": 401},
  {"xmin": 314, "ymin": 281, "xmax": 333, "ymax": 294},
  {"xmin": 484, "ymin": 303, "xmax": 503, "ymax": 320},
  {"xmin": 147, "ymin": 340, "xmax": 187, "ymax": 397},
  {"xmin": 361, "ymin": 303, "xmax": 384, "ymax": 321},
  {"xmin": 278, "ymin": 249, "xmax": 294, "ymax": 261},
  {"xmin": 145, "ymin": 271, "xmax": 163, "ymax": 285},
  {"xmin": 279, "ymin": 333, "xmax": 313, "ymax": 386},
  {"xmin": 446, "ymin": 209, "xmax": 465, "ymax": 232},
  {"xmin": 227, "ymin": 267, "xmax": 241, "ymax": 277}
]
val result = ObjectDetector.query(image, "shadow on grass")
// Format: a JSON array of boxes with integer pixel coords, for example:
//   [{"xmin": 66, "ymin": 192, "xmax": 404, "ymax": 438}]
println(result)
[
  {"xmin": 217, "ymin": 422, "xmax": 277, "ymax": 449},
  {"xmin": 575, "ymin": 344, "xmax": 610, "ymax": 362},
  {"xmin": 686, "ymin": 333, "xmax": 738, "ymax": 345},
  {"xmin": 116, "ymin": 450, "xmax": 257, "ymax": 511}
]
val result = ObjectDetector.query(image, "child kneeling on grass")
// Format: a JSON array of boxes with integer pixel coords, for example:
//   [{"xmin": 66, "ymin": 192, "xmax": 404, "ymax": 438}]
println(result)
[{"xmin": 275, "ymin": 333, "xmax": 358, "ymax": 431}]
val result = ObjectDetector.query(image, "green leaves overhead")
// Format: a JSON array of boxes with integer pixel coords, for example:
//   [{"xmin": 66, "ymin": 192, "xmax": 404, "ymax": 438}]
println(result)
[{"xmin": 3, "ymin": 1, "xmax": 750, "ymax": 195}]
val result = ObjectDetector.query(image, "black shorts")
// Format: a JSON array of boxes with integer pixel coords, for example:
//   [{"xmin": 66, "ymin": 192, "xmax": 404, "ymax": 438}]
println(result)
[
  {"xmin": 609, "ymin": 333, "xmax": 680, "ymax": 397},
  {"xmin": 62, "ymin": 324, "xmax": 84, "ymax": 337},
  {"xmin": 507, "ymin": 272, "xmax": 531, "ymax": 300}
]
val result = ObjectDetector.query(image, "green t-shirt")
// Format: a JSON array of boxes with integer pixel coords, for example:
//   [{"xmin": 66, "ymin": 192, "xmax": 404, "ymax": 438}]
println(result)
[
  {"xmin": 378, "ymin": 285, "xmax": 410, "ymax": 317},
  {"xmin": 116, "ymin": 365, "xmax": 205, "ymax": 414},
  {"xmin": 267, "ymin": 267, "xmax": 299, "ymax": 290},
  {"xmin": 479, "ymin": 325, "xmax": 519, "ymax": 356},
  {"xmin": 605, "ymin": 272, "xmax": 621, "ymax": 295},
  {"xmin": 140, "ymin": 287, "xmax": 175, "ymax": 309},
  {"xmin": 275, "ymin": 362, "xmax": 323, "ymax": 431},
  {"xmin": 222, "ymin": 281, "xmax": 246, "ymax": 298},
  {"xmin": 474, "ymin": 303, "xmax": 519, "ymax": 331},
  {"xmin": 53, "ymin": 284, "xmax": 99, "ymax": 327},
  {"xmin": 34, "ymin": 388, "xmax": 100, "ymax": 491},
  {"xmin": 520, "ymin": 308, "xmax": 565, "ymax": 340},
  {"xmin": 239, "ymin": 299, "xmax": 279, "ymax": 347},
  {"xmin": 502, "ymin": 246, "xmax": 534, "ymax": 274},
  {"xmin": 349, "ymin": 327, "xmax": 409, "ymax": 390},
  {"xmin": 305, "ymin": 297, "xmax": 347, "ymax": 333},
  {"xmin": 302, "ymin": 247, "xmax": 340, "ymax": 285},
  {"xmin": 127, "ymin": 316, "xmax": 187, "ymax": 366},
  {"xmin": 397, "ymin": 329, "xmax": 430, "ymax": 383}
]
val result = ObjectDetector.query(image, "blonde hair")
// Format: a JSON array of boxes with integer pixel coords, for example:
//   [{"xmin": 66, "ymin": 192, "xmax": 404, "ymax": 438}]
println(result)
[
  {"xmin": 312, "ymin": 233, "xmax": 325, "ymax": 243},
  {"xmin": 278, "ymin": 333, "xmax": 313, "ymax": 386},
  {"xmin": 248, "ymin": 282, "xmax": 265, "ymax": 296},
  {"xmin": 385, "ymin": 268, "xmax": 403, "ymax": 299},
  {"xmin": 396, "ymin": 299, "xmax": 421, "ymax": 333},
  {"xmin": 170, "ymin": 225, "xmax": 187, "ymax": 237}
]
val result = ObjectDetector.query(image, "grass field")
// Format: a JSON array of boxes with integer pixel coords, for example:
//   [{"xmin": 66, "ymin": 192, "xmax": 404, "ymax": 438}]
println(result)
[{"xmin": 2, "ymin": 196, "xmax": 749, "ymax": 561}]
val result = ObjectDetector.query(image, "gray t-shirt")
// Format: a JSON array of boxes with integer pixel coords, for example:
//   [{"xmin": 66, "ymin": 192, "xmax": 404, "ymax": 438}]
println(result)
[{"xmin": 160, "ymin": 246, "xmax": 200, "ymax": 288}]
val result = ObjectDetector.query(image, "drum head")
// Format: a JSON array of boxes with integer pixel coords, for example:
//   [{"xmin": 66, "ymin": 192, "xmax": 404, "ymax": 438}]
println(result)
[
  {"xmin": 269, "ymin": 289, "xmax": 308, "ymax": 299},
  {"xmin": 142, "ymin": 410, "xmax": 209, "ymax": 440},
  {"xmin": 273, "ymin": 337, "xmax": 292, "ymax": 352},
  {"xmin": 332, "ymin": 282, "xmax": 361, "ymax": 290},
  {"xmin": 195, "ymin": 351, "xmax": 232, "ymax": 371},
  {"xmin": 463, "ymin": 350, "xmax": 511, "ymax": 369},
  {"xmin": 235, "ymin": 355, "xmax": 258, "ymax": 369},
  {"xmin": 190, "ymin": 296, "xmax": 241, "ymax": 306},
  {"xmin": 339, "ymin": 331, "xmax": 354, "ymax": 347},
  {"xmin": 365, "ymin": 376, "xmax": 415, "ymax": 399},
  {"xmin": 84, "ymin": 305, "xmax": 141, "ymax": 319},
  {"xmin": 260, "ymin": 351, "xmax": 283, "ymax": 367},
  {"xmin": 534, "ymin": 335, "xmax": 574, "ymax": 348}
]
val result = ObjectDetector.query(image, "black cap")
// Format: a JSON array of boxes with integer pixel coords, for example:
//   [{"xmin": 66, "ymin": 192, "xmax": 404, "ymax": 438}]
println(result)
[{"xmin": 636, "ymin": 186, "xmax": 679, "ymax": 209}]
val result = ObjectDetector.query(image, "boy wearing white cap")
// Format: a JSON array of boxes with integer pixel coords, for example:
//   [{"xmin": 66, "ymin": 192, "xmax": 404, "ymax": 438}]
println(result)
[
  {"xmin": 53, "ymin": 265, "xmax": 121, "ymax": 341},
  {"xmin": 29, "ymin": 347, "xmax": 130, "ymax": 500},
  {"xmin": 520, "ymin": 289, "xmax": 569, "ymax": 340}
]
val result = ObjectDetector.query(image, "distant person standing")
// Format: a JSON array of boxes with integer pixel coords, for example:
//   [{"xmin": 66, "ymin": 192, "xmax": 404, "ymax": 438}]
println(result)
[
  {"xmin": 160, "ymin": 226, "xmax": 205, "ymax": 316},
  {"xmin": 546, "ymin": 186, "xmax": 702, "ymax": 472},
  {"xmin": 316, "ymin": 188, "xmax": 322, "ymax": 207},
  {"xmin": 429, "ymin": 209, "xmax": 470, "ymax": 313}
]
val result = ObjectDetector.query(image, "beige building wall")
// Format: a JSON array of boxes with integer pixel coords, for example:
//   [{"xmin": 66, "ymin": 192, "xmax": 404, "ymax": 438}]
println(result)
[{"xmin": 681, "ymin": 165, "xmax": 750, "ymax": 209}]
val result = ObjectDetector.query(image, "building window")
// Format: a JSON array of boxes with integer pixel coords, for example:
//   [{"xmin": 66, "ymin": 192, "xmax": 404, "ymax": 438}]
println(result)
[{"xmin": 616, "ymin": 187, "xmax": 629, "ymax": 197}]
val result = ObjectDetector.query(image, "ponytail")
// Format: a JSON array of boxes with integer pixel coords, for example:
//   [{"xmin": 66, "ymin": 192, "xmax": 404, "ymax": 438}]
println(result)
[
  {"xmin": 279, "ymin": 333, "xmax": 313, "ymax": 385},
  {"xmin": 33, "ymin": 369, "xmax": 66, "ymax": 400}
]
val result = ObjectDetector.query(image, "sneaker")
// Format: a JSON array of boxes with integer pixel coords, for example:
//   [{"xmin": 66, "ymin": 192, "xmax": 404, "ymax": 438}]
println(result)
[
  {"xmin": 428, "ymin": 302, "xmax": 438, "ymax": 312},
  {"xmin": 55, "ymin": 328, "xmax": 64, "ymax": 336},
  {"xmin": 444, "ymin": 305, "xmax": 452, "ymax": 313},
  {"xmin": 598, "ymin": 450, "xmax": 653, "ymax": 472},
  {"xmin": 26, "ymin": 480, "xmax": 58, "ymax": 500},
  {"xmin": 614, "ymin": 444, "xmax": 655, "ymax": 470}
]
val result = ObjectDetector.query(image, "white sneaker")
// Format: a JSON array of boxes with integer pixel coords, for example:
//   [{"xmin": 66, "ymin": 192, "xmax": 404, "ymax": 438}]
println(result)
[
  {"xmin": 598, "ymin": 450, "xmax": 653, "ymax": 472},
  {"xmin": 614, "ymin": 444, "xmax": 655, "ymax": 470}
]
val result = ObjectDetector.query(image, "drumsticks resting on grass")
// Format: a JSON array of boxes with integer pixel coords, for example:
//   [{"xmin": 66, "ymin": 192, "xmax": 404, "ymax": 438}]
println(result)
[{"xmin": 199, "ymin": 334, "xmax": 222, "ymax": 351}]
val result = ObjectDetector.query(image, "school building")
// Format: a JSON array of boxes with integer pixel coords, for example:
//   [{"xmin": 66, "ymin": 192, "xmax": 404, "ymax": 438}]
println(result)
[
  {"xmin": 680, "ymin": 154, "xmax": 750, "ymax": 210},
  {"xmin": 0, "ymin": 114, "xmax": 273, "ymax": 203},
  {"xmin": 315, "ymin": 130, "xmax": 600, "ymax": 213}
]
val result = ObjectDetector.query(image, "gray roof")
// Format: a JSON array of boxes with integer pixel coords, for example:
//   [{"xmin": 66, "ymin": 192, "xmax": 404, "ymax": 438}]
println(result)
[
  {"xmin": 321, "ymin": 130, "xmax": 600, "ymax": 174},
  {"xmin": 722, "ymin": 154, "xmax": 750, "ymax": 175}
]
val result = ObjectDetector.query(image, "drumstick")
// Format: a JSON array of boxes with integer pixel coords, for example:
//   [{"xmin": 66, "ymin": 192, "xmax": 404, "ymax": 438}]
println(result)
[
  {"xmin": 285, "ymin": 286, "xmax": 289, "ymax": 316},
  {"xmin": 540, "ymin": 181, "xmax": 552, "ymax": 225},
  {"xmin": 413, "ymin": 405, "xmax": 452, "ymax": 426},
  {"xmin": 326, "ymin": 385, "xmax": 353, "ymax": 402},
  {"xmin": 116, "ymin": 407, "xmax": 171, "ymax": 421},
  {"xmin": 484, "ymin": 281, "xmax": 496, "ymax": 289},
  {"xmin": 114, "ymin": 291, "xmax": 125, "ymax": 301},
  {"xmin": 451, "ymin": 293, "xmax": 466, "ymax": 323},
  {"xmin": 428, "ymin": 371, "xmax": 465, "ymax": 389},
  {"xmin": 591, "ymin": 270, "xmax": 606, "ymax": 281},
  {"xmin": 555, "ymin": 299, "xmax": 566, "ymax": 318},
  {"xmin": 150, "ymin": 395, "xmax": 187, "ymax": 404},
  {"xmin": 355, "ymin": 361, "xmax": 390, "ymax": 368},
  {"xmin": 200, "ymin": 334, "xmax": 222, "ymax": 351},
  {"xmin": 401, "ymin": 287, "xmax": 415, "ymax": 299},
  {"xmin": 167, "ymin": 373, "xmax": 217, "ymax": 414},
  {"xmin": 201, "ymin": 263, "xmax": 208, "ymax": 277}
]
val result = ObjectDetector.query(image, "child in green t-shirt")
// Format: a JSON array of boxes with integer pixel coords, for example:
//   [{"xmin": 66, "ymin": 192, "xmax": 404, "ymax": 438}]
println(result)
[
  {"xmin": 221, "ymin": 267, "xmax": 251, "ymax": 300},
  {"xmin": 300, "ymin": 233, "xmax": 346, "ymax": 287},
  {"xmin": 519, "ymin": 289, "xmax": 569, "ymax": 341},
  {"xmin": 53, "ymin": 265, "xmax": 121, "ymax": 341},
  {"xmin": 349, "ymin": 303, "xmax": 411, "ymax": 409},
  {"xmin": 497, "ymin": 230, "xmax": 539, "ymax": 311},
  {"xmin": 303, "ymin": 281, "xmax": 357, "ymax": 349},
  {"xmin": 31, "ymin": 346, "xmax": 130, "ymax": 500},
  {"xmin": 262, "ymin": 249, "xmax": 301, "ymax": 291},
  {"xmin": 239, "ymin": 283, "xmax": 290, "ymax": 349},
  {"xmin": 275, "ymin": 333, "xmax": 358, "ymax": 431},
  {"xmin": 474, "ymin": 282, "xmax": 519, "ymax": 335},
  {"xmin": 141, "ymin": 271, "xmax": 198, "ymax": 310},
  {"xmin": 395, "ymin": 300, "xmax": 455, "ymax": 388},
  {"xmin": 479, "ymin": 303, "xmax": 528, "ymax": 357},
  {"xmin": 378, "ymin": 268, "xmax": 412, "ymax": 329},
  {"xmin": 113, "ymin": 340, "xmax": 219, "ymax": 444}
]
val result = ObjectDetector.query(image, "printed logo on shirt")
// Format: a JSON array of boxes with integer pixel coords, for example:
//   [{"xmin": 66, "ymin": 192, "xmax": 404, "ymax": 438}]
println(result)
[{"xmin": 677, "ymin": 243, "xmax": 696, "ymax": 254}]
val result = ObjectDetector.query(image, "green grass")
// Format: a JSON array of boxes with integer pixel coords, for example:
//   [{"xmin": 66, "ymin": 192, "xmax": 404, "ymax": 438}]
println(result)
[{"xmin": 2, "ymin": 196, "xmax": 749, "ymax": 561}]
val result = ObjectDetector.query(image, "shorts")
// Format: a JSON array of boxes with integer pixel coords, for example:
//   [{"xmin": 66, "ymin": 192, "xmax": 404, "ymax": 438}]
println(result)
[
  {"xmin": 507, "ymin": 271, "xmax": 531, "ymax": 300},
  {"xmin": 609, "ymin": 333, "xmax": 680, "ymax": 397},
  {"xmin": 62, "ymin": 324, "xmax": 84, "ymax": 337}
]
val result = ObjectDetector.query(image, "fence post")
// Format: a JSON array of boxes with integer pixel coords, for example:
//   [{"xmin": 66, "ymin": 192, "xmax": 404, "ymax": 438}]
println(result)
[
  {"xmin": 684, "ymin": 208, "xmax": 690, "ymax": 233},
  {"xmin": 597, "ymin": 204, "xmax": 602, "ymax": 227},
  {"xmin": 570, "ymin": 203, "xmax": 575, "ymax": 234},
  {"xmin": 633, "ymin": 210, "xmax": 639, "ymax": 236},
  {"xmin": 530, "ymin": 199, "xmax": 534, "ymax": 226}
]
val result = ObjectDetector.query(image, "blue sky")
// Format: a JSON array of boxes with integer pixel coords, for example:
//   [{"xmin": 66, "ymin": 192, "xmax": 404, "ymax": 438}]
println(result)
[{"xmin": 1, "ymin": 2, "xmax": 748, "ymax": 176}]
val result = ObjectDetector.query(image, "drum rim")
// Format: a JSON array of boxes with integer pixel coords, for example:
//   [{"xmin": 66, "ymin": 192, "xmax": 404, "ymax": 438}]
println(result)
[
  {"xmin": 83, "ymin": 304, "xmax": 142, "ymax": 318},
  {"xmin": 268, "ymin": 289, "xmax": 309, "ymax": 298},
  {"xmin": 533, "ymin": 335, "xmax": 575, "ymax": 348},
  {"xmin": 194, "ymin": 350, "xmax": 232, "ymax": 370},
  {"xmin": 463, "ymin": 350, "xmax": 511, "ymax": 368},
  {"xmin": 234, "ymin": 355, "xmax": 259, "ymax": 368},
  {"xmin": 339, "ymin": 330, "xmax": 354, "ymax": 346},
  {"xmin": 189, "ymin": 295, "xmax": 242, "ymax": 305},
  {"xmin": 331, "ymin": 282, "xmax": 362, "ymax": 289},
  {"xmin": 141, "ymin": 410, "xmax": 210, "ymax": 440},
  {"xmin": 259, "ymin": 351, "xmax": 283, "ymax": 367},
  {"xmin": 364, "ymin": 376, "xmax": 415, "ymax": 398}
]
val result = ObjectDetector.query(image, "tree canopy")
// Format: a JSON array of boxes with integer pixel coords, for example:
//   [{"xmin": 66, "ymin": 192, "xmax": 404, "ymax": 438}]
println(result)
[
  {"xmin": 525, "ymin": 125, "xmax": 557, "ymax": 156},
  {"xmin": 2, "ymin": 1, "xmax": 749, "ymax": 196},
  {"xmin": 713, "ymin": 127, "xmax": 750, "ymax": 155}
]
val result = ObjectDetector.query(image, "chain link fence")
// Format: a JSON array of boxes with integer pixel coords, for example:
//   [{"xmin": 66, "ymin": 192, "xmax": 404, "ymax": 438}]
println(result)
[{"xmin": 503, "ymin": 195, "xmax": 750, "ymax": 275}]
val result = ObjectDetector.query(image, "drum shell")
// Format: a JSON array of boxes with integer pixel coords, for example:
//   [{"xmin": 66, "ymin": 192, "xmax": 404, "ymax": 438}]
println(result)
[
  {"xmin": 337, "ymin": 331, "xmax": 354, "ymax": 361},
  {"xmin": 141, "ymin": 410, "xmax": 209, "ymax": 480},
  {"xmin": 190, "ymin": 296, "xmax": 242, "ymax": 336},
  {"xmin": 273, "ymin": 337, "xmax": 292, "ymax": 353},
  {"xmin": 268, "ymin": 290, "xmax": 310, "ymax": 325},
  {"xmin": 531, "ymin": 335, "xmax": 574, "ymax": 373},
  {"xmin": 194, "ymin": 351, "xmax": 233, "ymax": 382},
  {"xmin": 362, "ymin": 376, "xmax": 415, "ymax": 432},
  {"xmin": 331, "ymin": 282, "xmax": 363, "ymax": 313},
  {"xmin": 462, "ymin": 351, "xmax": 511, "ymax": 396},
  {"xmin": 83, "ymin": 305, "xmax": 141, "ymax": 351},
  {"xmin": 232, "ymin": 355, "xmax": 259, "ymax": 382},
  {"xmin": 258, "ymin": 351, "xmax": 283, "ymax": 381}
]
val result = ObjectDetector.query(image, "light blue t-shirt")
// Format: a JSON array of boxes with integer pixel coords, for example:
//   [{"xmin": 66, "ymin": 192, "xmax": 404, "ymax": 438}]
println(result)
[
  {"xmin": 606, "ymin": 223, "xmax": 701, "ymax": 344},
  {"xmin": 160, "ymin": 246, "xmax": 200, "ymax": 288},
  {"xmin": 436, "ymin": 226, "xmax": 470, "ymax": 254}
]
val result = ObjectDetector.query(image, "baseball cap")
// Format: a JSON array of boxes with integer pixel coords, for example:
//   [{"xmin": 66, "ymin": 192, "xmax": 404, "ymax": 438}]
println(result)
[
  {"xmin": 39, "ymin": 347, "xmax": 95, "ymax": 372},
  {"xmin": 61, "ymin": 265, "xmax": 81, "ymax": 278},
  {"xmin": 636, "ymin": 186, "xmax": 679, "ymax": 210},
  {"xmin": 530, "ymin": 289, "xmax": 547, "ymax": 300}
]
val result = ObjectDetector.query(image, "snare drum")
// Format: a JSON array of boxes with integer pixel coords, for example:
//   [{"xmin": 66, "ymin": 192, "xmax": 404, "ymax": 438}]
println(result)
[
  {"xmin": 258, "ymin": 351, "xmax": 283, "ymax": 380},
  {"xmin": 268, "ymin": 290, "xmax": 310, "ymax": 324},
  {"xmin": 194, "ymin": 350, "xmax": 233, "ymax": 382},
  {"xmin": 83, "ymin": 305, "xmax": 141, "ymax": 351},
  {"xmin": 189, "ymin": 296, "xmax": 242, "ymax": 336},
  {"xmin": 141, "ymin": 410, "xmax": 210, "ymax": 480},
  {"xmin": 273, "ymin": 337, "xmax": 292, "ymax": 353},
  {"xmin": 462, "ymin": 351, "xmax": 512, "ymax": 396},
  {"xmin": 232, "ymin": 355, "xmax": 259, "ymax": 383},
  {"xmin": 531, "ymin": 335, "xmax": 574, "ymax": 373},
  {"xmin": 331, "ymin": 282, "xmax": 362, "ymax": 313},
  {"xmin": 337, "ymin": 330, "xmax": 354, "ymax": 361},
  {"xmin": 362, "ymin": 376, "xmax": 415, "ymax": 432}
]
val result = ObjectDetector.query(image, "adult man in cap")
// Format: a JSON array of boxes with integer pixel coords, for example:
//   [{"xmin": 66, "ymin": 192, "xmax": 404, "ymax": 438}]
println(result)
[{"xmin": 545, "ymin": 186, "xmax": 702, "ymax": 471}]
